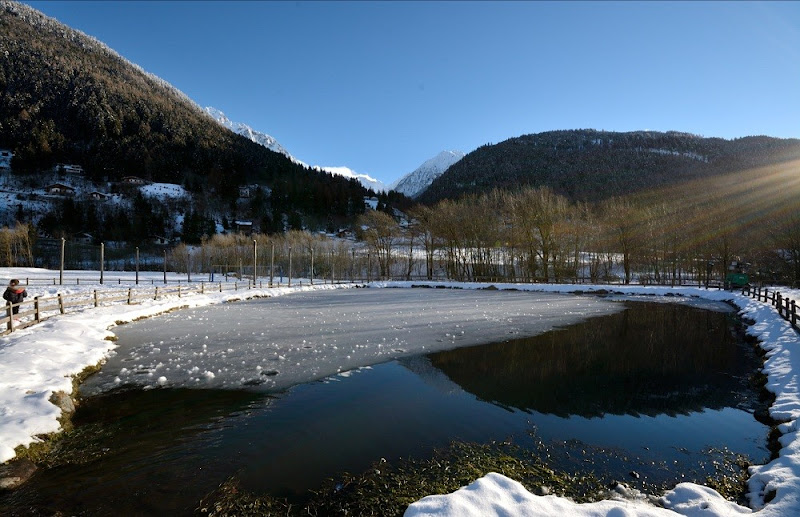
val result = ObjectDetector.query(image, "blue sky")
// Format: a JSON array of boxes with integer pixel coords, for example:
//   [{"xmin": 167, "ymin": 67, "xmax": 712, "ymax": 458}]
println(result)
[{"xmin": 25, "ymin": 1, "xmax": 800, "ymax": 185}]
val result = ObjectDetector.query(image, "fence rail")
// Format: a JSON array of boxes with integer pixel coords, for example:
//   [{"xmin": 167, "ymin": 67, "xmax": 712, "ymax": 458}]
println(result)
[
  {"xmin": 742, "ymin": 286, "xmax": 799, "ymax": 333},
  {"xmin": 5, "ymin": 276, "xmax": 798, "ymax": 337},
  {"xmin": 1, "ymin": 279, "xmax": 286, "ymax": 336}
]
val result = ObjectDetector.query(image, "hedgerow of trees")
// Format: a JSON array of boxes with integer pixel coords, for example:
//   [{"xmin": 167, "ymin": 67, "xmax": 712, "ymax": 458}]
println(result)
[{"xmin": 359, "ymin": 183, "xmax": 800, "ymax": 287}]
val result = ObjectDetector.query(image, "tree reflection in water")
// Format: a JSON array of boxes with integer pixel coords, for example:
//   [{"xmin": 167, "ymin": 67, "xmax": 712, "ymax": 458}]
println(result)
[{"xmin": 427, "ymin": 301, "xmax": 757, "ymax": 418}]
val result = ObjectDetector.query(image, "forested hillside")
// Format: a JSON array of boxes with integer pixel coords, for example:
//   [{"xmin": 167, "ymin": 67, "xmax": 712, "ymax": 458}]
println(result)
[
  {"xmin": 418, "ymin": 129, "xmax": 800, "ymax": 204},
  {"xmin": 0, "ymin": 1, "xmax": 371, "ymax": 227}
]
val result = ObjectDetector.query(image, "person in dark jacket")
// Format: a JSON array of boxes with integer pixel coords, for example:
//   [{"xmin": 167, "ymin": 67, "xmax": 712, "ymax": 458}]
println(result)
[{"xmin": 3, "ymin": 279, "xmax": 27, "ymax": 315}]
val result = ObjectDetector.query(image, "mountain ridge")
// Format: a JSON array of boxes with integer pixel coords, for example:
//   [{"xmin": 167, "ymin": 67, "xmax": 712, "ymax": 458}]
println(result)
[
  {"xmin": 0, "ymin": 1, "xmax": 374, "ymax": 232},
  {"xmin": 418, "ymin": 129, "xmax": 800, "ymax": 204},
  {"xmin": 204, "ymin": 107, "xmax": 388, "ymax": 193}
]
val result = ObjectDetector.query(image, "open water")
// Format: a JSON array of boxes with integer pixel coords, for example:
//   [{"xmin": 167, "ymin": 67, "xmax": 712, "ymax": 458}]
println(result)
[{"xmin": 0, "ymin": 289, "xmax": 768, "ymax": 515}]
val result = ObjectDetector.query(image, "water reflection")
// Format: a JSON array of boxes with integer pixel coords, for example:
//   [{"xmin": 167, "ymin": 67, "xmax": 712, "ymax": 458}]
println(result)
[
  {"xmin": 1, "ymin": 389, "xmax": 268, "ymax": 516},
  {"xmin": 428, "ymin": 302, "xmax": 755, "ymax": 417}
]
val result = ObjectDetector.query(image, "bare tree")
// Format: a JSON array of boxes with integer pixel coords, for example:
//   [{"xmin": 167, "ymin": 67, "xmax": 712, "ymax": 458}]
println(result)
[
  {"xmin": 357, "ymin": 210, "xmax": 399, "ymax": 279},
  {"xmin": 407, "ymin": 205, "xmax": 437, "ymax": 280},
  {"xmin": 601, "ymin": 197, "xmax": 640, "ymax": 284}
]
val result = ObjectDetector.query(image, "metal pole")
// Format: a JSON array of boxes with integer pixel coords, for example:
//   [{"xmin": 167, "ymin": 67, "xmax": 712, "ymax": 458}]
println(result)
[
  {"xmin": 100, "ymin": 242, "xmax": 104, "ymax": 284},
  {"xmin": 164, "ymin": 249, "xmax": 167, "ymax": 284},
  {"xmin": 351, "ymin": 248, "xmax": 355, "ymax": 283},
  {"xmin": 187, "ymin": 250, "xmax": 191, "ymax": 283},
  {"xmin": 135, "ymin": 247, "xmax": 139, "ymax": 285},
  {"xmin": 288, "ymin": 245, "xmax": 293, "ymax": 287},
  {"xmin": 59, "ymin": 237, "xmax": 65, "ymax": 285},
  {"xmin": 270, "ymin": 242, "xmax": 274, "ymax": 287},
  {"xmin": 330, "ymin": 251, "xmax": 334, "ymax": 284},
  {"xmin": 253, "ymin": 239, "xmax": 258, "ymax": 283},
  {"xmin": 367, "ymin": 251, "xmax": 371, "ymax": 283},
  {"xmin": 310, "ymin": 248, "xmax": 314, "ymax": 285}
]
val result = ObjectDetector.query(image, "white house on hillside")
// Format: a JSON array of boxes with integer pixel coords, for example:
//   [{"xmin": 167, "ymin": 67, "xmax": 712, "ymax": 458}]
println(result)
[
  {"xmin": 45, "ymin": 183, "xmax": 76, "ymax": 196},
  {"xmin": 0, "ymin": 149, "xmax": 12, "ymax": 170},
  {"xmin": 121, "ymin": 176, "xmax": 148, "ymax": 186},
  {"xmin": 55, "ymin": 163, "xmax": 84, "ymax": 175}
]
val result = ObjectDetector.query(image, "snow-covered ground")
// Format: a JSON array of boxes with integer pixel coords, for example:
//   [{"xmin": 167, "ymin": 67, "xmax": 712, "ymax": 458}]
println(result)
[
  {"xmin": 138, "ymin": 182, "xmax": 188, "ymax": 200},
  {"xmin": 2, "ymin": 269, "xmax": 800, "ymax": 517}
]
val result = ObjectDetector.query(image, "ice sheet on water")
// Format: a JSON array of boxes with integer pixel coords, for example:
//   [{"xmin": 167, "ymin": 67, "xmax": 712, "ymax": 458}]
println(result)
[{"xmin": 80, "ymin": 289, "xmax": 623, "ymax": 395}]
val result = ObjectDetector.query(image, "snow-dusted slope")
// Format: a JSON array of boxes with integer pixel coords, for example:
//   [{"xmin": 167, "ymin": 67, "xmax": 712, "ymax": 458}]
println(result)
[
  {"xmin": 204, "ymin": 107, "xmax": 387, "ymax": 192},
  {"xmin": 391, "ymin": 150, "xmax": 465, "ymax": 198},
  {"xmin": 311, "ymin": 165, "xmax": 387, "ymax": 193},
  {"xmin": 204, "ymin": 107, "xmax": 294, "ymax": 160}
]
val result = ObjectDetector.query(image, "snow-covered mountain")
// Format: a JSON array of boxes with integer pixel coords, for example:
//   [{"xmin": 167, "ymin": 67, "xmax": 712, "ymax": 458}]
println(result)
[
  {"xmin": 310, "ymin": 165, "xmax": 387, "ymax": 193},
  {"xmin": 204, "ymin": 107, "xmax": 387, "ymax": 192},
  {"xmin": 204, "ymin": 107, "xmax": 294, "ymax": 160},
  {"xmin": 391, "ymin": 150, "xmax": 465, "ymax": 198}
]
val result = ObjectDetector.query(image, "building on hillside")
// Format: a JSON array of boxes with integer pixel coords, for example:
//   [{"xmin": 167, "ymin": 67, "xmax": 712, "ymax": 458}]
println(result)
[
  {"xmin": 150, "ymin": 235, "xmax": 170, "ymax": 246},
  {"xmin": 73, "ymin": 233, "xmax": 94, "ymax": 244},
  {"xmin": 88, "ymin": 191, "xmax": 108, "ymax": 201},
  {"xmin": 121, "ymin": 176, "xmax": 148, "ymax": 186},
  {"xmin": 55, "ymin": 163, "xmax": 85, "ymax": 175},
  {"xmin": 234, "ymin": 220, "xmax": 254, "ymax": 235},
  {"xmin": 45, "ymin": 183, "xmax": 76, "ymax": 196},
  {"xmin": 364, "ymin": 196, "xmax": 379, "ymax": 210},
  {"xmin": 0, "ymin": 149, "xmax": 12, "ymax": 170}
]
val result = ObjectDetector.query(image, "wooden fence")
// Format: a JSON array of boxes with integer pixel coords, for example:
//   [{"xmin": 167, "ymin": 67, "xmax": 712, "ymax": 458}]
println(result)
[
  {"xmin": 1, "ymin": 279, "xmax": 283, "ymax": 336},
  {"xmin": 6, "ymin": 278, "xmax": 797, "ymax": 337},
  {"xmin": 742, "ymin": 286, "xmax": 799, "ymax": 333}
]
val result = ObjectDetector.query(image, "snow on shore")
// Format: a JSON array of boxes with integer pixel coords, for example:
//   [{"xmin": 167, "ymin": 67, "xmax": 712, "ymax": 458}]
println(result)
[{"xmin": 2, "ymin": 270, "xmax": 800, "ymax": 517}]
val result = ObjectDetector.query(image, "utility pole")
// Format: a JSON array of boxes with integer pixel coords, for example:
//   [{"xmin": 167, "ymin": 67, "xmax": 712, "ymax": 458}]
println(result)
[
  {"xmin": 253, "ymin": 239, "xmax": 258, "ymax": 285},
  {"xmin": 288, "ymin": 246, "xmax": 293, "ymax": 287},
  {"xmin": 59, "ymin": 237, "xmax": 65, "ymax": 285}
]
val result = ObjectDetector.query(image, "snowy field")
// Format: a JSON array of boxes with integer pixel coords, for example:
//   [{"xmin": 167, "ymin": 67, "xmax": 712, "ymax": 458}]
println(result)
[{"xmin": 1, "ymin": 267, "xmax": 800, "ymax": 517}]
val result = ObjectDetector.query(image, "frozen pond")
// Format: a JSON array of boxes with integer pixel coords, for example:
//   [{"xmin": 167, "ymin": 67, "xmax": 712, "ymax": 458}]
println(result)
[
  {"xmin": 81, "ymin": 288, "xmax": 623, "ymax": 394},
  {"xmin": 1, "ymin": 289, "xmax": 768, "ymax": 515}
]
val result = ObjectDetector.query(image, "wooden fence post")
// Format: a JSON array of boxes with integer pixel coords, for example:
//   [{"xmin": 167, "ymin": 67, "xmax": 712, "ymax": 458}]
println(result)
[
  {"xmin": 58, "ymin": 294, "xmax": 64, "ymax": 314},
  {"xmin": 127, "ymin": 288, "xmax": 132, "ymax": 305},
  {"xmin": 154, "ymin": 286, "xmax": 159, "ymax": 300},
  {"xmin": 792, "ymin": 300, "xmax": 797, "ymax": 328},
  {"xmin": 7, "ymin": 303, "xmax": 14, "ymax": 332},
  {"xmin": 178, "ymin": 285, "xmax": 182, "ymax": 298},
  {"xmin": 93, "ymin": 290, "xmax": 98, "ymax": 308},
  {"xmin": 219, "ymin": 282, "xmax": 222, "ymax": 292},
  {"xmin": 34, "ymin": 296, "xmax": 40, "ymax": 323},
  {"xmin": 201, "ymin": 282, "xmax": 205, "ymax": 294}
]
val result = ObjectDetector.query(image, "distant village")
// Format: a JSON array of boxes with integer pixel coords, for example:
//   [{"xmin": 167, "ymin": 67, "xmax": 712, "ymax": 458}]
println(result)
[{"xmin": 0, "ymin": 148, "xmax": 380, "ymax": 245}]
